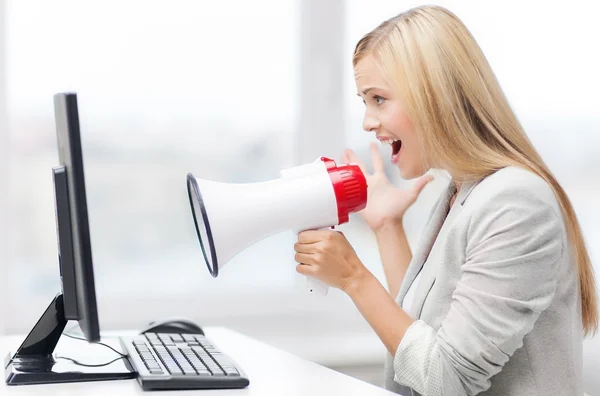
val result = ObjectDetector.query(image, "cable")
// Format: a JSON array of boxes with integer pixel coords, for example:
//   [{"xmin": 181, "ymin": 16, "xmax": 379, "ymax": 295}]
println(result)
[
  {"xmin": 62, "ymin": 331, "xmax": 128, "ymax": 358},
  {"xmin": 6, "ymin": 332, "xmax": 128, "ymax": 369},
  {"xmin": 6, "ymin": 326, "xmax": 129, "ymax": 369},
  {"xmin": 55, "ymin": 355, "xmax": 125, "ymax": 367},
  {"xmin": 53, "ymin": 330, "xmax": 128, "ymax": 367}
]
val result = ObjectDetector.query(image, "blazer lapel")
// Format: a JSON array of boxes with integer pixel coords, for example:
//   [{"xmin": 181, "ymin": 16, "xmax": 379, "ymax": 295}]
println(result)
[
  {"xmin": 405, "ymin": 177, "xmax": 484, "ymax": 318},
  {"xmin": 396, "ymin": 181, "xmax": 456, "ymax": 304}
]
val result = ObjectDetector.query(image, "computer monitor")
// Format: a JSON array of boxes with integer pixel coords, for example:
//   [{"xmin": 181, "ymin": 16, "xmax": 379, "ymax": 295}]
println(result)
[
  {"xmin": 54, "ymin": 92, "xmax": 100, "ymax": 341},
  {"xmin": 5, "ymin": 93, "xmax": 134, "ymax": 385}
]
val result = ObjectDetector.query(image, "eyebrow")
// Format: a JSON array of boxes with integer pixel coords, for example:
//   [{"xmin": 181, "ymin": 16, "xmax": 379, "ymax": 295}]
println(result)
[{"xmin": 357, "ymin": 87, "xmax": 378, "ymax": 96}]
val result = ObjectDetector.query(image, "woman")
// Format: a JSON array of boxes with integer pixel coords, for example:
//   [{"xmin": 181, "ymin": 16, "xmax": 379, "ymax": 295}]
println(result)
[{"xmin": 294, "ymin": 5, "xmax": 598, "ymax": 396}]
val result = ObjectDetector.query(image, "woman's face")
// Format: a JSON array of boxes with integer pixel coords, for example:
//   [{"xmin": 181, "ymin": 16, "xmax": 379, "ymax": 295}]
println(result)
[{"xmin": 354, "ymin": 55, "xmax": 429, "ymax": 179}]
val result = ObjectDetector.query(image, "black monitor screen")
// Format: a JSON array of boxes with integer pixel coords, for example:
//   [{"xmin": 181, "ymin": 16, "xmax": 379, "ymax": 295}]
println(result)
[{"xmin": 53, "ymin": 93, "xmax": 100, "ymax": 342}]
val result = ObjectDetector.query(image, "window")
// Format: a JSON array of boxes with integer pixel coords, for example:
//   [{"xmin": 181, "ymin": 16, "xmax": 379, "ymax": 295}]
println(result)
[
  {"xmin": 5, "ymin": 0, "xmax": 310, "ymax": 329},
  {"xmin": 2, "ymin": 2, "xmax": 373, "ymax": 350}
]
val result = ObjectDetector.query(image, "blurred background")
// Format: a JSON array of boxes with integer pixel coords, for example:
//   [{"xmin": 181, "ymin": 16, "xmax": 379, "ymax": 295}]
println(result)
[{"xmin": 0, "ymin": 0, "xmax": 599, "ymax": 392}]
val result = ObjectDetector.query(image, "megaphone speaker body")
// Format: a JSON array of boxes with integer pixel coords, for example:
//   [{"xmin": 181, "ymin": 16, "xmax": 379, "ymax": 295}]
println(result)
[{"xmin": 187, "ymin": 157, "xmax": 367, "ymax": 294}]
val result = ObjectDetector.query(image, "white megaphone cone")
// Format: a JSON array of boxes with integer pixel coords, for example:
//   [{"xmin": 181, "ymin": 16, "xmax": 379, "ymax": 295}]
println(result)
[{"xmin": 186, "ymin": 157, "xmax": 367, "ymax": 295}]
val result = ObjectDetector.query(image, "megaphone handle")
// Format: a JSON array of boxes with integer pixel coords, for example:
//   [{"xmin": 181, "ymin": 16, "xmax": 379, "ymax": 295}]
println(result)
[
  {"xmin": 295, "ymin": 227, "xmax": 332, "ymax": 296},
  {"xmin": 307, "ymin": 277, "xmax": 329, "ymax": 295}
]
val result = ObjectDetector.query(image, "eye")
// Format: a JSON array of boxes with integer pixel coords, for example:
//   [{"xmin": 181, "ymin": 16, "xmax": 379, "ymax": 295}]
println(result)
[{"xmin": 374, "ymin": 95, "xmax": 385, "ymax": 105}]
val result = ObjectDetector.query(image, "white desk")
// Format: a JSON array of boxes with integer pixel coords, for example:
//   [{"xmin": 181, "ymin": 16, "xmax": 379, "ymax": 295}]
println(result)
[{"xmin": 1, "ymin": 327, "xmax": 396, "ymax": 395}]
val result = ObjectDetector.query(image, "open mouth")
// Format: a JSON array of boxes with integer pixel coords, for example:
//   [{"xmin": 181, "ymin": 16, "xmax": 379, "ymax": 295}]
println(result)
[
  {"xmin": 391, "ymin": 140, "xmax": 402, "ymax": 156},
  {"xmin": 378, "ymin": 137, "xmax": 403, "ymax": 163}
]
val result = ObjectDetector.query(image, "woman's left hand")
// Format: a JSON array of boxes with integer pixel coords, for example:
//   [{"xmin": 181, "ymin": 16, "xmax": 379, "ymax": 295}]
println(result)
[{"xmin": 294, "ymin": 230, "xmax": 369, "ymax": 293}]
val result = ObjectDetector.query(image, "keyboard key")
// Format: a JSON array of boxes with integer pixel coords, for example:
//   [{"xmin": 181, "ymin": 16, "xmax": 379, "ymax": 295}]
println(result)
[
  {"xmin": 183, "ymin": 334, "xmax": 197, "ymax": 342},
  {"xmin": 206, "ymin": 363, "xmax": 224, "ymax": 375},
  {"xmin": 159, "ymin": 335, "xmax": 175, "ymax": 346},
  {"xmin": 189, "ymin": 362, "xmax": 206, "ymax": 372},
  {"xmin": 149, "ymin": 368, "xmax": 163, "ymax": 374},
  {"xmin": 191, "ymin": 346, "xmax": 206, "ymax": 354},
  {"xmin": 214, "ymin": 356, "xmax": 233, "ymax": 367},
  {"xmin": 171, "ymin": 334, "xmax": 184, "ymax": 342},
  {"xmin": 179, "ymin": 361, "xmax": 194, "ymax": 369},
  {"xmin": 166, "ymin": 365, "xmax": 182, "ymax": 375}
]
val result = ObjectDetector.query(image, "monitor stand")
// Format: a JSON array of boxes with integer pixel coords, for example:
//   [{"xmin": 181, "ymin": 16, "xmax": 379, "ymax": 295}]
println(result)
[
  {"xmin": 4, "ymin": 293, "xmax": 135, "ymax": 385},
  {"xmin": 4, "ymin": 166, "xmax": 135, "ymax": 385}
]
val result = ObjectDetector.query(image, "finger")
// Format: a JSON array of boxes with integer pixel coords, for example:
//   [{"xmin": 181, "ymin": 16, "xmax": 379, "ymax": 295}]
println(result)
[
  {"xmin": 370, "ymin": 142, "xmax": 385, "ymax": 174},
  {"xmin": 342, "ymin": 148, "xmax": 368, "ymax": 176},
  {"xmin": 294, "ymin": 242, "xmax": 317, "ymax": 254},
  {"xmin": 298, "ymin": 230, "xmax": 333, "ymax": 244},
  {"xmin": 411, "ymin": 174, "xmax": 434, "ymax": 197},
  {"xmin": 296, "ymin": 263, "xmax": 318, "ymax": 276},
  {"xmin": 294, "ymin": 252, "xmax": 317, "ymax": 265}
]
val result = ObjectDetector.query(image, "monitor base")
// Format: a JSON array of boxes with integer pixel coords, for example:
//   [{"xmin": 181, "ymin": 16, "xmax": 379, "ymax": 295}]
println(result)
[
  {"xmin": 4, "ymin": 294, "xmax": 135, "ymax": 385},
  {"xmin": 5, "ymin": 353, "xmax": 135, "ymax": 385}
]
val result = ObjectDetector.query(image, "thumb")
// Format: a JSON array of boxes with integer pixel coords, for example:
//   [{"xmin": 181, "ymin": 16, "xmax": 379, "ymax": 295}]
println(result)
[
  {"xmin": 342, "ymin": 148, "xmax": 368, "ymax": 176},
  {"xmin": 411, "ymin": 174, "xmax": 434, "ymax": 197},
  {"xmin": 341, "ymin": 150, "xmax": 350, "ymax": 164}
]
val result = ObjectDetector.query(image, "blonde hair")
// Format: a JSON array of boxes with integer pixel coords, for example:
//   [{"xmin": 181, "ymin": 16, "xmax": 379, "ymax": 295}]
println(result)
[{"xmin": 353, "ymin": 5, "xmax": 598, "ymax": 335}]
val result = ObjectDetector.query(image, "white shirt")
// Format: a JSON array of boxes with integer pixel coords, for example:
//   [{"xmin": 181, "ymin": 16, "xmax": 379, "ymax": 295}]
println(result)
[{"xmin": 401, "ymin": 270, "xmax": 423, "ymax": 318}]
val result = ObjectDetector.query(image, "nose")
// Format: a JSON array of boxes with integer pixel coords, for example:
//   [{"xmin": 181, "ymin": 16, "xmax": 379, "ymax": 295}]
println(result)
[{"xmin": 362, "ymin": 111, "xmax": 380, "ymax": 133}]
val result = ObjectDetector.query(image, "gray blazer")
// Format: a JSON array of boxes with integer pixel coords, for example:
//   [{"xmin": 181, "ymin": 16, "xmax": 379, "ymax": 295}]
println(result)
[{"xmin": 383, "ymin": 166, "xmax": 583, "ymax": 395}]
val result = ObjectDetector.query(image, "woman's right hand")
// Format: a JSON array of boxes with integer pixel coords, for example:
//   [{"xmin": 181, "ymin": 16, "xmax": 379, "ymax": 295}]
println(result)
[{"xmin": 341, "ymin": 143, "xmax": 433, "ymax": 233}]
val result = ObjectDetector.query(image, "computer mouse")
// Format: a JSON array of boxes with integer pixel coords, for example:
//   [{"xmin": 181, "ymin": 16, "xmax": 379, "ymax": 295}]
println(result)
[{"xmin": 140, "ymin": 318, "xmax": 204, "ymax": 335}]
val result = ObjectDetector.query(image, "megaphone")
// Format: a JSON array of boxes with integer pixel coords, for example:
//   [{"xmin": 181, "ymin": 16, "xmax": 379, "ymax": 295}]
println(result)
[{"xmin": 186, "ymin": 156, "xmax": 368, "ymax": 295}]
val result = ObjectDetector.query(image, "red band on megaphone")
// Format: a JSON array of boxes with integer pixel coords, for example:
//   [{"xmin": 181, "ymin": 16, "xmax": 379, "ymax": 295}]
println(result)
[{"xmin": 320, "ymin": 157, "xmax": 368, "ymax": 224}]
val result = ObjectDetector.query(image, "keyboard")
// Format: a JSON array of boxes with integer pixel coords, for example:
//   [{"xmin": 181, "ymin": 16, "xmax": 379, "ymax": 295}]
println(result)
[{"xmin": 120, "ymin": 333, "xmax": 250, "ymax": 391}]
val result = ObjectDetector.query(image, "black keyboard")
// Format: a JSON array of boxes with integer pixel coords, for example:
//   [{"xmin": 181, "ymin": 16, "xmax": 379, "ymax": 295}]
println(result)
[{"xmin": 120, "ymin": 333, "xmax": 249, "ymax": 391}]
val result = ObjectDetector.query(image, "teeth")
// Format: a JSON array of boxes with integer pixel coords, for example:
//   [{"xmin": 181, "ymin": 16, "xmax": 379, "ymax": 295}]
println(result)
[{"xmin": 379, "ymin": 138, "xmax": 400, "ymax": 146}]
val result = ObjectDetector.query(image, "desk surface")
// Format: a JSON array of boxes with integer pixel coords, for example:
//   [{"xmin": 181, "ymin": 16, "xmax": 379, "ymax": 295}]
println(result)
[{"xmin": 1, "ymin": 327, "xmax": 395, "ymax": 395}]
